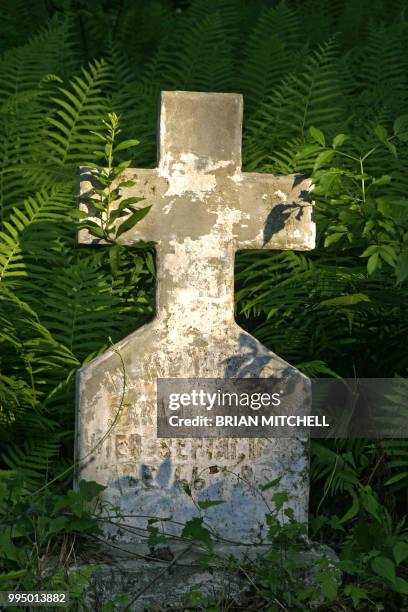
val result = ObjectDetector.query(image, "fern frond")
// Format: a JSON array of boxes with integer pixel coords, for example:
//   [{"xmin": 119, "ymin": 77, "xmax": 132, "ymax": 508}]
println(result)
[
  {"xmin": 239, "ymin": 3, "xmax": 302, "ymax": 114},
  {"xmin": 43, "ymin": 59, "xmax": 112, "ymax": 168},
  {"xmin": 0, "ymin": 0, "xmax": 51, "ymax": 53},
  {"xmin": 311, "ymin": 440, "xmax": 360, "ymax": 496},
  {"xmin": 0, "ymin": 188, "xmax": 74, "ymax": 286},
  {"xmin": 0, "ymin": 17, "xmax": 74, "ymax": 106},
  {"xmin": 0, "ymin": 289, "xmax": 78, "ymax": 442},
  {"xmin": 0, "ymin": 19, "xmax": 76, "ymax": 215},
  {"xmin": 31, "ymin": 255, "xmax": 122, "ymax": 361},
  {"xmin": 111, "ymin": 79, "xmax": 160, "ymax": 167},
  {"xmin": 245, "ymin": 38, "xmax": 349, "ymax": 170},
  {"xmin": 2, "ymin": 438, "xmax": 61, "ymax": 490},
  {"xmin": 187, "ymin": 0, "xmax": 247, "ymax": 44},
  {"xmin": 236, "ymin": 250, "xmax": 408, "ymax": 376},
  {"xmin": 383, "ymin": 439, "xmax": 408, "ymax": 491},
  {"xmin": 111, "ymin": 1, "xmax": 174, "ymax": 68},
  {"xmin": 165, "ymin": 13, "xmax": 233, "ymax": 92}
]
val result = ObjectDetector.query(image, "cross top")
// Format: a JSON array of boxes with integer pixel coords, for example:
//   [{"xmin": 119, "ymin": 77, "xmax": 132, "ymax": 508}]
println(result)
[
  {"xmin": 159, "ymin": 91, "xmax": 242, "ymax": 175},
  {"xmin": 79, "ymin": 91, "xmax": 315, "ymax": 337}
]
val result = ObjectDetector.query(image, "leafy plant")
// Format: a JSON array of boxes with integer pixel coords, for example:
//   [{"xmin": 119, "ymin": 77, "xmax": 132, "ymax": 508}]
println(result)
[
  {"xmin": 306, "ymin": 121, "xmax": 408, "ymax": 280},
  {"xmin": 0, "ymin": 473, "xmax": 104, "ymax": 602},
  {"xmin": 77, "ymin": 111, "xmax": 151, "ymax": 245}
]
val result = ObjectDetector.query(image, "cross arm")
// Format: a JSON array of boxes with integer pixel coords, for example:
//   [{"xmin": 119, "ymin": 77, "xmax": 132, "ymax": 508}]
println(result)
[{"xmin": 232, "ymin": 173, "xmax": 315, "ymax": 251}]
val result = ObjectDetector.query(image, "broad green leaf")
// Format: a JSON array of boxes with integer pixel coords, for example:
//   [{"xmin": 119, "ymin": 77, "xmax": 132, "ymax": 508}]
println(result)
[
  {"xmin": 378, "ymin": 246, "xmax": 397, "ymax": 267},
  {"xmin": 67, "ymin": 516, "xmax": 100, "ymax": 532},
  {"xmin": 80, "ymin": 222, "xmax": 105, "ymax": 239},
  {"xmin": 324, "ymin": 232, "xmax": 345, "ymax": 247},
  {"xmin": 385, "ymin": 471, "xmax": 408, "ymax": 485},
  {"xmin": 147, "ymin": 525, "xmax": 167, "ymax": 546},
  {"xmin": 320, "ymin": 293, "xmax": 370, "ymax": 307},
  {"xmin": 182, "ymin": 483, "xmax": 192, "ymax": 497},
  {"xmin": 338, "ymin": 495, "xmax": 359, "ymax": 524},
  {"xmin": 371, "ymin": 556, "xmax": 396, "ymax": 585},
  {"xmin": 332, "ymin": 133, "xmax": 349, "ymax": 148},
  {"xmin": 367, "ymin": 252, "xmax": 380, "ymax": 275},
  {"xmin": 79, "ymin": 480, "xmax": 106, "ymax": 500},
  {"xmin": 117, "ymin": 180, "xmax": 136, "ymax": 188},
  {"xmin": 272, "ymin": 491, "xmax": 288, "ymax": 511},
  {"xmin": 181, "ymin": 517, "xmax": 212, "ymax": 551},
  {"xmin": 118, "ymin": 197, "xmax": 145, "ymax": 210},
  {"xmin": 89, "ymin": 198, "xmax": 105, "ymax": 211},
  {"xmin": 108, "ymin": 244, "xmax": 121, "ymax": 276},
  {"xmin": 373, "ymin": 174, "xmax": 392, "ymax": 186},
  {"xmin": 386, "ymin": 141, "xmax": 397, "ymax": 158},
  {"xmin": 319, "ymin": 571, "xmax": 338, "ymax": 601},
  {"xmin": 114, "ymin": 139, "xmax": 140, "ymax": 152},
  {"xmin": 360, "ymin": 487, "xmax": 380, "ymax": 520},
  {"xmin": 309, "ymin": 126, "xmax": 325, "ymax": 146},
  {"xmin": 113, "ymin": 160, "xmax": 132, "ymax": 176},
  {"xmin": 0, "ymin": 531, "xmax": 22, "ymax": 562},
  {"xmin": 107, "ymin": 188, "xmax": 120, "ymax": 202},
  {"xmin": 314, "ymin": 150, "xmax": 335, "ymax": 172},
  {"xmin": 374, "ymin": 125, "xmax": 387, "ymax": 143},
  {"xmin": 393, "ymin": 541, "xmax": 408, "ymax": 566},
  {"xmin": 198, "ymin": 499, "xmax": 225, "ymax": 509},
  {"xmin": 104, "ymin": 143, "xmax": 112, "ymax": 160},
  {"xmin": 377, "ymin": 197, "xmax": 408, "ymax": 223},
  {"xmin": 116, "ymin": 205, "xmax": 152, "ymax": 238},
  {"xmin": 394, "ymin": 577, "xmax": 408, "ymax": 595},
  {"xmin": 107, "ymin": 209, "xmax": 126, "ymax": 222},
  {"xmin": 284, "ymin": 506, "xmax": 295, "ymax": 520},
  {"xmin": 260, "ymin": 477, "xmax": 281, "ymax": 491}
]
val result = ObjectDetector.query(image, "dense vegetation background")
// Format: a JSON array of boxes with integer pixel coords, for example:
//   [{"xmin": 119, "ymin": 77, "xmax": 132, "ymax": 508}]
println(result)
[{"xmin": 0, "ymin": 0, "xmax": 407, "ymax": 609}]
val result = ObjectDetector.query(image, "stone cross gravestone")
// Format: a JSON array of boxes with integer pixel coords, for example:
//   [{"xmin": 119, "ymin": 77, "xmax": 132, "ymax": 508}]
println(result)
[{"xmin": 76, "ymin": 91, "xmax": 315, "ymax": 549}]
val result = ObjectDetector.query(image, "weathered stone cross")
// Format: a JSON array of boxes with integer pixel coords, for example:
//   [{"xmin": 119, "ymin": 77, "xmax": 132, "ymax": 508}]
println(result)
[{"xmin": 76, "ymin": 91, "xmax": 315, "ymax": 547}]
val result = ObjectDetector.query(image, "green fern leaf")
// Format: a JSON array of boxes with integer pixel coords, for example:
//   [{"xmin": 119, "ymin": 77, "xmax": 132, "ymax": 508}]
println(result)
[{"xmin": 44, "ymin": 59, "xmax": 112, "ymax": 168}]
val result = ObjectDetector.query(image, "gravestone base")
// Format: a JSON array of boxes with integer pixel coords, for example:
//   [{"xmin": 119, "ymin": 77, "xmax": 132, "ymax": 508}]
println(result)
[{"xmin": 78, "ymin": 540, "xmax": 338, "ymax": 611}]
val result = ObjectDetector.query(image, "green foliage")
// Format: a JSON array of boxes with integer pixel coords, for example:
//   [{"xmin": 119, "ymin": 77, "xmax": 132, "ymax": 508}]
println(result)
[
  {"xmin": 239, "ymin": 3, "xmax": 301, "ymax": 114},
  {"xmin": 78, "ymin": 111, "xmax": 151, "ymax": 245},
  {"xmin": 0, "ymin": 0, "xmax": 408, "ymax": 608},
  {"xmin": 0, "ymin": 473, "xmax": 103, "ymax": 598},
  {"xmin": 44, "ymin": 58, "xmax": 112, "ymax": 170}
]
